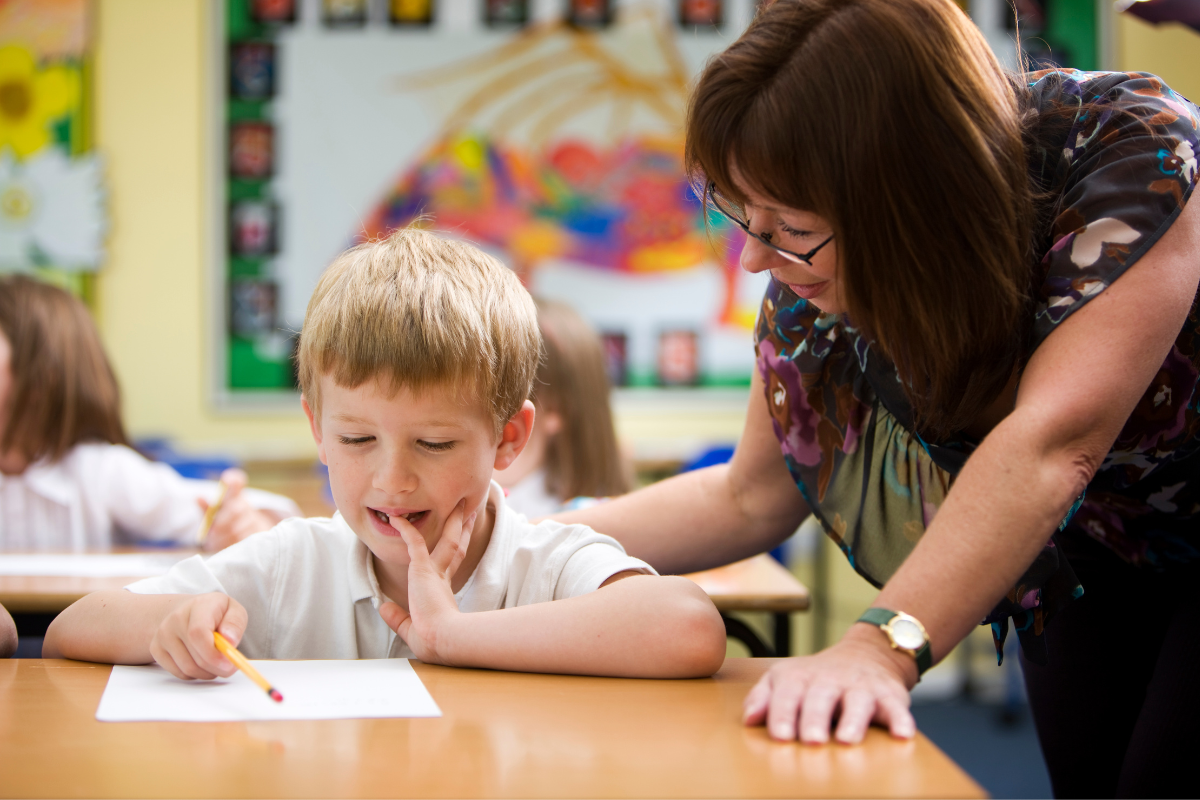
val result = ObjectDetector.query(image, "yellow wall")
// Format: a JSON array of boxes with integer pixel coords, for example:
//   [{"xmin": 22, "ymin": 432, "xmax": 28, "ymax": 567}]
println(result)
[
  {"xmin": 1117, "ymin": 15, "xmax": 1200, "ymax": 99},
  {"xmin": 93, "ymin": 0, "xmax": 314, "ymax": 458}
]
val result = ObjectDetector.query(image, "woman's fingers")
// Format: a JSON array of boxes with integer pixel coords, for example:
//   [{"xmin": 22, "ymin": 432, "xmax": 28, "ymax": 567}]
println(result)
[
  {"xmin": 874, "ymin": 692, "xmax": 916, "ymax": 739},
  {"xmin": 764, "ymin": 670, "xmax": 808, "ymax": 741},
  {"xmin": 833, "ymin": 688, "xmax": 877, "ymax": 744},
  {"xmin": 742, "ymin": 673, "xmax": 773, "ymax": 725},
  {"xmin": 796, "ymin": 683, "xmax": 841, "ymax": 743}
]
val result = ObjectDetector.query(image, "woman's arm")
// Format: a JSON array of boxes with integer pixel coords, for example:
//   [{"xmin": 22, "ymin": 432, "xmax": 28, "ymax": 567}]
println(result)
[
  {"xmin": 749, "ymin": 196, "xmax": 1200, "ymax": 744},
  {"xmin": 550, "ymin": 367, "xmax": 811, "ymax": 574}
]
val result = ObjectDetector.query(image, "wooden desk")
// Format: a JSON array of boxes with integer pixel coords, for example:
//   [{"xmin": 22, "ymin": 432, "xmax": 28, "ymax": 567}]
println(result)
[
  {"xmin": 685, "ymin": 555, "xmax": 810, "ymax": 657},
  {"xmin": 0, "ymin": 658, "xmax": 983, "ymax": 799}
]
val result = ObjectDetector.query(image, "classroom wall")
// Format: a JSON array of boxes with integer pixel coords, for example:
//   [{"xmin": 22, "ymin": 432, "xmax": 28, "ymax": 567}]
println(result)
[
  {"xmin": 91, "ymin": 2, "xmax": 1199, "ymax": 461},
  {"xmin": 1117, "ymin": 14, "xmax": 1200, "ymax": 100},
  {"xmin": 93, "ymin": 0, "xmax": 317, "ymax": 459}
]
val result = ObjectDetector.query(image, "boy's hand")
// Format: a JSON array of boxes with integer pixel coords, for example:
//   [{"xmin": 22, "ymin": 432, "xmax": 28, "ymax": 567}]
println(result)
[
  {"xmin": 378, "ymin": 500, "xmax": 477, "ymax": 665},
  {"xmin": 149, "ymin": 593, "xmax": 248, "ymax": 681},
  {"xmin": 197, "ymin": 468, "xmax": 282, "ymax": 551}
]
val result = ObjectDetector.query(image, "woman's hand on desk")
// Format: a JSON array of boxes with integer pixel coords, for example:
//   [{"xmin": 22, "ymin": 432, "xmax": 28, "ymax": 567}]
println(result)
[
  {"xmin": 198, "ymin": 468, "xmax": 284, "ymax": 551},
  {"xmin": 378, "ymin": 501, "xmax": 477, "ymax": 666},
  {"xmin": 743, "ymin": 624, "xmax": 917, "ymax": 745},
  {"xmin": 149, "ymin": 593, "xmax": 248, "ymax": 681}
]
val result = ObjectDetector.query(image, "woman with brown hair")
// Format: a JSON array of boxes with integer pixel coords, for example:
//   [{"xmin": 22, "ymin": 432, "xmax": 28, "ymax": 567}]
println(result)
[
  {"xmin": 552, "ymin": 0, "xmax": 1200, "ymax": 794},
  {"xmin": 0, "ymin": 275, "xmax": 299, "ymax": 550}
]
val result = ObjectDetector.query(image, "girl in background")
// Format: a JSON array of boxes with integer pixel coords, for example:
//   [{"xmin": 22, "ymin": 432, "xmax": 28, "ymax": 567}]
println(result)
[
  {"xmin": 0, "ymin": 275, "xmax": 299, "ymax": 551},
  {"xmin": 495, "ymin": 299, "xmax": 631, "ymax": 517}
]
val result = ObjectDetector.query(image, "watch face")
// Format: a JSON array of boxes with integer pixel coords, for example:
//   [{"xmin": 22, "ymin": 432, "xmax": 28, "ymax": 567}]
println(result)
[{"xmin": 890, "ymin": 618, "xmax": 925, "ymax": 651}]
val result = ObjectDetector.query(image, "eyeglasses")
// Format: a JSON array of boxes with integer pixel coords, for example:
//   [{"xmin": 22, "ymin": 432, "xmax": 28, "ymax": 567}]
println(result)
[{"xmin": 706, "ymin": 181, "xmax": 834, "ymax": 266}]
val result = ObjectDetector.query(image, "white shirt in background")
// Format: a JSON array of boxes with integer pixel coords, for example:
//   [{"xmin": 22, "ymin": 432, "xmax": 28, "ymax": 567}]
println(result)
[
  {"xmin": 0, "ymin": 443, "xmax": 301, "ymax": 551},
  {"xmin": 501, "ymin": 468, "xmax": 563, "ymax": 519},
  {"xmin": 125, "ymin": 481, "xmax": 655, "ymax": 660}
]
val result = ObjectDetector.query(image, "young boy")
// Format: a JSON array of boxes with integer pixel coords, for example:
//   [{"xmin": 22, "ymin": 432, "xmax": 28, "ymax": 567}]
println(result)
[{"xmin": 44, "ymin": 229, "xmax": 726, "ymax": 679}]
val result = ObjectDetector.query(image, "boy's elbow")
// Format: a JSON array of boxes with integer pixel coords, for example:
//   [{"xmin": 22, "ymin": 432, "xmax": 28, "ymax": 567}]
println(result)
[
  {"xmin": 659, "ymin": 578, "xmax": 727, "ymax": 678},
  {"xmin": 0, "ymin": 606, "xmax": 16, "ymax": 659}
]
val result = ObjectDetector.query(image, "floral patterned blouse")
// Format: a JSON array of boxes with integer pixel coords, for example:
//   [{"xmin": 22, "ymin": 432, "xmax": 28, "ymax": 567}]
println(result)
[{"xmin": 754, "ymin": 70, "xmax": 1199, "ymax": 664}]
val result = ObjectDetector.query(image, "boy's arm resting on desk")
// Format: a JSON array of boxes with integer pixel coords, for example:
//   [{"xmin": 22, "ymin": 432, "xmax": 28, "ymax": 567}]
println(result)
[
  {"xmin": 43, "ymin": 590, "xmax": 246, "ymax": 681},
  {"xmin": 380, "ymin": 507, "xmax": 726, "ymax": 679},
  {"xmin": 388, "ymin": 572, "xmax": 726, "ymax": 679},
  {"xmin": 0, "ymin": 602, "xmax": 16, "ymax": 658}
]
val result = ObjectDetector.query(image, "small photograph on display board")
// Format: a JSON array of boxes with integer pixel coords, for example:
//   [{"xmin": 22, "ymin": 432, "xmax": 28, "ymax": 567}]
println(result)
[
  {"xmin": 657, "ymin": 330, "xmax": 699, "ymax": 387},
  {"xmin": 390, "ymin": 0, "xmax": 435, "ymax": 26},
  {"xmin": 230, "ymin": 42, "xmax": 275, "ymax": 100},
  {"xmin": 231, "ymin": 200, "xmax": 278, "ymax": 257},
  {"xmin": 230, "ymin": 280, "xmax": 279, "ymax": 336},
  {"xmin": 323, "ymin": 0, "xmax": 368, "ymax": 27},
  {"xmin": 601, "ymin": 332, "xmax": 628, "ymax": 388},
  {"xmin": 230, "ymin": 121, "xmax": 274, "ymax": 180},
  {"xmin": 251, "ymin": 0, "xmax": 297, "ymax": 24},
  {"xmin": 485, "ymin": 0, "xmax": 529, "ymax": 26},
  {"xmin": 567, "ymin": 0, "xmax": 611, "ymax": 28},
  {"xmin": 679, "ymin": 0, "xmax": 721, "ymax": 27}
]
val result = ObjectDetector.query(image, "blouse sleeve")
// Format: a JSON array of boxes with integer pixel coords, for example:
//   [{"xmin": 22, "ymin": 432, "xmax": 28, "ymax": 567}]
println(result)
[{"xmin": 1031, "ymin": 70, "xmax": 1199, "ymax": 349}]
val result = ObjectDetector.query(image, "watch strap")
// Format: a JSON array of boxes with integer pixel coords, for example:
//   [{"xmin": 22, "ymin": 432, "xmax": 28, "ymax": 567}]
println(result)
[{"xmin": 856, "ymin": 608, "xmax": 933, "ymax": 675}]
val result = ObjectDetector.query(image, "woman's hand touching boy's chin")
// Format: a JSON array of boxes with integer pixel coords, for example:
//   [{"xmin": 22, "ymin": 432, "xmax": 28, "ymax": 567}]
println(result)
[{"xmin": 378, "ymin": 500, "xmax": 478, "ymax": 666}]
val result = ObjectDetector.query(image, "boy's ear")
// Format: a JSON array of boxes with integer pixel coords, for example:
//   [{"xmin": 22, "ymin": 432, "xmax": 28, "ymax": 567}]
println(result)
[
  {"xmin": 301, "ymin": 394, "xmax": 328, "ymax": 466},
  {"xmin": 494, "ymin": 400, "xmax": 535, "ymax": 471}
]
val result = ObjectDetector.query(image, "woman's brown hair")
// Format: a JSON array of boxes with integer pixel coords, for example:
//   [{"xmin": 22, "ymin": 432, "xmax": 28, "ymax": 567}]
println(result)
[
  {"xmin": 686, "ymin": 0, "xmax": 1036, "ymax": 441},
  {"xmin": 534, "ymin": 299, "xmax": 631, "ymax": 501},
  {"xmin": 0, "ymin": 275, "xmax": 128, "ymax": 464}
]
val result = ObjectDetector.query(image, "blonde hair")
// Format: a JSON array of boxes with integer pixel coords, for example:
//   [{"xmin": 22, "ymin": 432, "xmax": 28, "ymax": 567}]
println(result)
[
  {"xmin": 0, "ymin": 275, "xmax": 128, "ymax": 464},
  {"xmin": 297, "ymin": 227, "xmax": 540, "ymax": 436},
  {"xmin": 534, "ymin": 299, "xmax": 631, "ymax": 500}
]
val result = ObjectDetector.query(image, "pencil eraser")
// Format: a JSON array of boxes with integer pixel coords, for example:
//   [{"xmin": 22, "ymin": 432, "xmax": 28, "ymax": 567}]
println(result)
[{"xmin": 268, "ymin": 689, "xmax": 284, "ymax": 703}]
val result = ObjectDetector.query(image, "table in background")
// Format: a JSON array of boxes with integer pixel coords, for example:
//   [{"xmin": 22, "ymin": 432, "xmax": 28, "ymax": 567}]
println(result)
[
  {"xmin": 0, "ymin": 658, "xmax": 982, "ymax": 799},
  {"xmin": 685, "ymin": 554, "xmax": 810, "ymax": 656},
  {"xmin": 0, "ymin": 552, "xmax": 809, "ymax": 656}
]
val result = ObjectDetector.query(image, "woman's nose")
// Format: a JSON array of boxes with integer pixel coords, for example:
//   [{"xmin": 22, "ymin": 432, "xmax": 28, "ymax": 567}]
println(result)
[{"xmin": 739, "ymin": 233, "xmax": 778, "ymax": 275}]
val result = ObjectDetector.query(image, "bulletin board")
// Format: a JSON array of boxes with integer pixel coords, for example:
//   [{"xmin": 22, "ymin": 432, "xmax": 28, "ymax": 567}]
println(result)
[
  {"xmin": 216, "ymin": 0, "xmax": 1100, "ymax": 398},
  {"xmin": 218, "ymin": 0, "xmax": 768, "ymax": 398}
]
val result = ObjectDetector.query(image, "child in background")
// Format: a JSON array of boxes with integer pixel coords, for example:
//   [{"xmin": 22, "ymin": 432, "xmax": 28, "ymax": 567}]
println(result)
[
  {"xmin": 44, "ymin": 228, "xmax": 725, "ymax": 678},
  {"xmin": 494, "ymin": 299, "xmax": 631, "ymax": 518},
  {"xmin": 0, "ymin": 275, "xmax": 299, "ymax": 551}
]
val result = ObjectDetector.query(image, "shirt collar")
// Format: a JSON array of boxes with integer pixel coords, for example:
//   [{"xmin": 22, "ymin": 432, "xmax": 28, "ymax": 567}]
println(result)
[{"xmin": 339, "ymin": 512, "xmax": 381, "ymax": 605}]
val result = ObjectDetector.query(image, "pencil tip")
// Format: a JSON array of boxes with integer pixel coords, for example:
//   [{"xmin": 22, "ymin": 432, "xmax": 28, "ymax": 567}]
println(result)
[{"xmin": 269, "ymin": 689, "xmax": 283, "ymax": 703}]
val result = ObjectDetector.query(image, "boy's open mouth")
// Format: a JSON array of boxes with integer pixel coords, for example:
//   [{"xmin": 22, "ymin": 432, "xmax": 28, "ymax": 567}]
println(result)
[{"xmin": 371, "ymin": 508, "xmax": 428, "ymax": 527}]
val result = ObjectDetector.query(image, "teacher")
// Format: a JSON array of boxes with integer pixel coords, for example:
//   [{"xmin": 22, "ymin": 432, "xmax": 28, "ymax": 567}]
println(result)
[{"xmin": 554, "ymin": 0, "xmax": 1200, "ymax": 796}]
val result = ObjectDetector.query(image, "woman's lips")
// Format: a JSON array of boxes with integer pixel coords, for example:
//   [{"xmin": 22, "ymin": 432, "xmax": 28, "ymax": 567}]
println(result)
[{"xmin": 785, "ymin": 280, "xmax": 827, "ymax": 300}]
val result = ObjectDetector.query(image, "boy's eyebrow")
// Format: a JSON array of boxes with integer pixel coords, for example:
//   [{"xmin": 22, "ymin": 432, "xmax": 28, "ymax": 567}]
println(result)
[{"xmin": 329, "ymin": 413, "xmax": 467, "ymax": 430}]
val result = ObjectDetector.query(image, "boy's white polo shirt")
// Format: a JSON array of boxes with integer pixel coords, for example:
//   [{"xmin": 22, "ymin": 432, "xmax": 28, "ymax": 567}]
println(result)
[{"xmin": 125, "ymin": 482, "xmax": 655, "ymax": 660}]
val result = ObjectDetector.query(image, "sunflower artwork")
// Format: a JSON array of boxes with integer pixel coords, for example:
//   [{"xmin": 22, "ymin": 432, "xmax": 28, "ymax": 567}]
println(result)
[{"xmin": 0, "ymin": 0, "xmax": 105, "ymax": 275}]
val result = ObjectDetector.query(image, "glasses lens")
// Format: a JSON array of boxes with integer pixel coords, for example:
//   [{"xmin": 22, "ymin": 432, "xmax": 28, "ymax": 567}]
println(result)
[{"xmin": 708, "ymin": 185, "xmax": 747, "ymax": 226}]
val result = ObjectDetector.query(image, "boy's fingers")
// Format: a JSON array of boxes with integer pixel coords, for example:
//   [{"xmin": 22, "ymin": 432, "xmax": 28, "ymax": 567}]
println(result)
[
  {"xmin": 219, "ymin": 468, "xmax": 249, "ymax": 495},
  {"xmin": 430, "ymin": 501, "xmax": 466, "ymax": 572},
  {"xmin": 378, "ymin": 601, "xmax": 412, "ymax": 642},
  {"xmin": 216, "ymin": 598, "xmax": 249, "ymax": 647},
  {"xmin": 444, "ymin": 526, "xmax": 472, "ymax": 579}
]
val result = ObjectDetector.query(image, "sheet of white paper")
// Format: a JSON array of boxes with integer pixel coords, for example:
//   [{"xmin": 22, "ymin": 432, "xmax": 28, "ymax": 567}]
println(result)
[
  {"xmin": 96, "ymin": 659, "xmax": 442, "ymax": 722},
  {"xmin": 0, "ymin": 553, "xmax": 191, "ymax": 577}
]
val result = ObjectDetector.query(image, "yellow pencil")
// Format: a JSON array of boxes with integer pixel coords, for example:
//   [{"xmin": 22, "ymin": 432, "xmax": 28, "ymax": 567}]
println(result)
[
  {"xmin": 196, "ymin": 480, "xmax": 228, "ymax": 545},
  {"xmin": 213, "ymin": 631, "xmax": 283, "ymax": 703}
]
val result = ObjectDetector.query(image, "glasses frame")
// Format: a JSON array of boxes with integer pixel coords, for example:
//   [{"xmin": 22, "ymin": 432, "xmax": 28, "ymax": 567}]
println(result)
[{"xmin": 705, "ymin": 182, "xmax": 834, "ymax": 265}]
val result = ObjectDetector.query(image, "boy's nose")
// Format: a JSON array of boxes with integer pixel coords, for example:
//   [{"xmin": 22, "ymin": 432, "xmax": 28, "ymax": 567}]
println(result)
[{"xmin": 374, "ymin": 454, "xmax": 418, "ymax": 494}]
